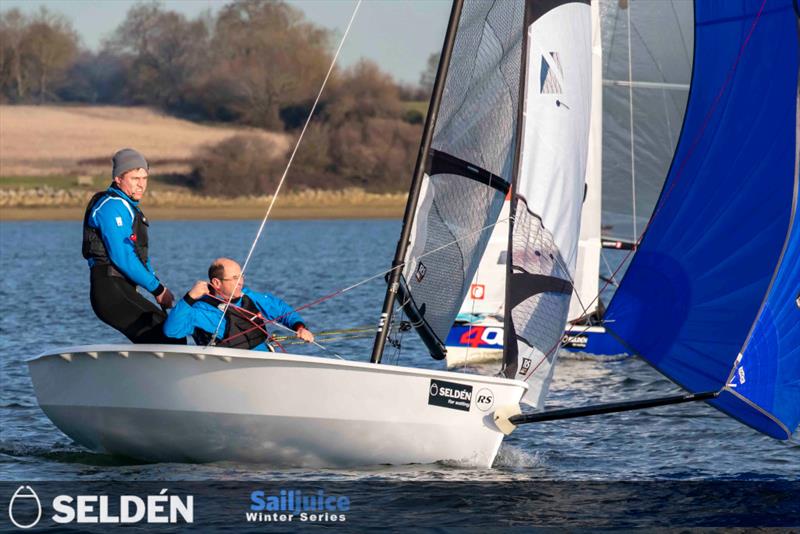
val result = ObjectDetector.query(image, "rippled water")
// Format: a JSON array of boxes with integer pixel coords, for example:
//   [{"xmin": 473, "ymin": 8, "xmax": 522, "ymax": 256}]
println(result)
[{"xmin": 0, "ymin": 220, "xmax": 797, "ymax": 525}]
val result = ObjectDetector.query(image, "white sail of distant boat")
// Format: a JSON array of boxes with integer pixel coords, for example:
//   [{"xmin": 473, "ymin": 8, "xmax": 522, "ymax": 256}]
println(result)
[
  {"xmin": 28, "ymin": 0, "xmax": 594, "ymax": 466},
  {"xmin": 563, "ymin": 0, "xmax": 694, "ymax": 353}
]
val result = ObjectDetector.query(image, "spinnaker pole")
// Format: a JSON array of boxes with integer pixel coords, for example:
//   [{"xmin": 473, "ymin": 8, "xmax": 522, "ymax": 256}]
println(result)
[
  {"xmin": 370, "ymin": 0, "xmax": 464, "ymax": 364},
  {"xmin": 493, "ymin": 390, "xmax": 719, "ymax": 435}
]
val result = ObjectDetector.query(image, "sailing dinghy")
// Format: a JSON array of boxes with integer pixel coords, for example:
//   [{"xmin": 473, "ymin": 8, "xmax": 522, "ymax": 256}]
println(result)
[{"xmin": 28, "ymin": 0, "xmax": 594, "ymax": 467}]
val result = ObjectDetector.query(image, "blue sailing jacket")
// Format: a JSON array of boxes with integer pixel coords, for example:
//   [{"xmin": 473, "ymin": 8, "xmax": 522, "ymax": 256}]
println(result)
[
  {"xmin": 164, "ymin": 287, "xmax": 306, "ymax": 351},
  {"xmin": 85, "ymin": 185, "xmax": 161, "ymax": 293}
]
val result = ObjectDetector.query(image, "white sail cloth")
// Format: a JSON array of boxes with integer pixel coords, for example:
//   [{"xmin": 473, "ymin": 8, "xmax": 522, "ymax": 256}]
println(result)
[{"xmin": 506, "ymin": 2, "xmax": 593, "ymax": 407}]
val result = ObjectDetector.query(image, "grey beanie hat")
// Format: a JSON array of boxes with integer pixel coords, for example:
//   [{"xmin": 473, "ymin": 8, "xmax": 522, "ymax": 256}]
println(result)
[{"xmin": 111, "ymin": 148, "xmax": 149, "ymax": 179}]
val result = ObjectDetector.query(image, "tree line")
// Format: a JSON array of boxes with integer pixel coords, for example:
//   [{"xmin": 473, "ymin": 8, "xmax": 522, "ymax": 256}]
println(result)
[{"xmin": 0, "ymin": 1, "xmax": 439, "ymax": 194}]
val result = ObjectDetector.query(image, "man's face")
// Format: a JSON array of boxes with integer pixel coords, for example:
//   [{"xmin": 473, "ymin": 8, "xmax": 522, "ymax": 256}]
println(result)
[
  {"xmin": 114, "ymin": 168, "xmax": 148, "ymax": 201},
  {"xmin": 213, "ymin": 263, "xmax": 245, "ymax": 300}
]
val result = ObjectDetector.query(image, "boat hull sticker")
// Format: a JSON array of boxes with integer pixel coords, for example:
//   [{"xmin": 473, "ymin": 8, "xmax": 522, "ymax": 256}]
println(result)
[{"xmin": 428, "ymin": 379, "xmax": 472, "ymax": 411}]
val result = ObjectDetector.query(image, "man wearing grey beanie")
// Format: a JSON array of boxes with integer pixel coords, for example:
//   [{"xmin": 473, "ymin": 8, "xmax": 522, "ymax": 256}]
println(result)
[{"xmin": 81, "ymin": 148, "xmax": 182, "ymax": 344}]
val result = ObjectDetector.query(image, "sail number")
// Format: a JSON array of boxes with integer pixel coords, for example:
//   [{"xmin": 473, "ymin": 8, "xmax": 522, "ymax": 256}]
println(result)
[{"xmin": 458, "ymin": 326, "xmax": 503, "ymax": 348}]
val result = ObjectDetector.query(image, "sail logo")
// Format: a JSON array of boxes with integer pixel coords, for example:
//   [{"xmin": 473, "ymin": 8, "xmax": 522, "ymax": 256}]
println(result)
[
  {"xmin": 8, "ymin": 486, "xmax": 42, "ymax": 529},
  {"xmin": 415, "ymin": 262, "xmax": 427, "ymax": 282},
  {"xmin": 539, "ymin": 51, "xmax": 563, "ymax": 94},
  {"xmin": 470, "ymin": 284, "xmax": 485, "ymax": 300},
  {"xmin": 428, "ymin": 379, "xmax": 472, "ymax": 411}
]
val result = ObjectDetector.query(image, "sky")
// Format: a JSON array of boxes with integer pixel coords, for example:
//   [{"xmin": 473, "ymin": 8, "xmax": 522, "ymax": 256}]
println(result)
[{"xmin": 1, "ymin": 0, "xmax": 451, "ymax": 85}]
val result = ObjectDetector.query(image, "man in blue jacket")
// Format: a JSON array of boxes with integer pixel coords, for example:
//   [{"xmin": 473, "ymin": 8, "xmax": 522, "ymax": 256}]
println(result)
[
  {"xmin": 164, "ymin": 257, "xmax": 314, "ymax": 349},
  {"xmin": 82, "ymin": 148, "xmax": 181, "ymax": 344}
]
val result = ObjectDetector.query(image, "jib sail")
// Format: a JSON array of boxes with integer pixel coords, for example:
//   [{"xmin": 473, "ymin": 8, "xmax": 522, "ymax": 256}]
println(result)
[{"xmin": 503, "ymin": 0, "xmax": 593, "ymax": 407}]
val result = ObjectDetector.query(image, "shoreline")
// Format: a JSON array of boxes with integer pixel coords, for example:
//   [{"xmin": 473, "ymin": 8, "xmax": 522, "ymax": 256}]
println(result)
[
  {"xmin": 0, "ymin": 204, "xmax": 405, "ymax": 221},
  {"xmin": 0, "ymin": 188, "xmax": 408, "ymax": 221}
]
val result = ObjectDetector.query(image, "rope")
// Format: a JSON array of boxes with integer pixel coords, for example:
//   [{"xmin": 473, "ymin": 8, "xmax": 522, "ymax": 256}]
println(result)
[
  {"xmin": 207, "ymin": 0, "xmax": 363, "ymax": 346},
  {"xmin": 272, "ymin": 326, "xmax": 375, "ymax": 342},
  {"xmin": 257, "ymin": 216, "xmax": 512, "ymax": 336}
]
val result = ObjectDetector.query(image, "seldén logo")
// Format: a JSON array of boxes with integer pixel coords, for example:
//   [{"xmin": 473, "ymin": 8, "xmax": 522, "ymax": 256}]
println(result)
[
  {"xmin": 248, "ymin": 489, "xmax": 349, "ymax": 523},
  {"xmin": 8, "ymin": 486, "xmax": 42, "ymax": 529},
  {"xmin": 7, "ymin": 485, "xmax": 193, "ymax": 528}
]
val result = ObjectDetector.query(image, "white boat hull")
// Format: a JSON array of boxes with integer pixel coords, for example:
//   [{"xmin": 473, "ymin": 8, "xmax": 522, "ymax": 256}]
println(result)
[{"xmin": 28, "ymin": 345, "xmax": 527, "ymax": 468}]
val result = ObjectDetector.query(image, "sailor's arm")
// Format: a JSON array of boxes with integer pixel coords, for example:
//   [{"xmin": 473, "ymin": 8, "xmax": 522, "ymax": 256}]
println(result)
[
  {"xmin": 93, "ymin": 203, "xmax": 163, "ymax": 295},
  {"xmin": 250, "ymin": 290, "xmax": 314, "ymax": 342},
  {"xmin": 163, "ymin": 282, "xmax": 210, "ymax": 339}
]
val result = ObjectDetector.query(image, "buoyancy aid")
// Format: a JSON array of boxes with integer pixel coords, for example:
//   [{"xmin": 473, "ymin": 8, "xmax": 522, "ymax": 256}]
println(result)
[
  {"xmin": 82, "ymin": 188, "xmax": 150, "ymax": 268},
  {"xmin": 192, "ymin": 294, "xmax": 270, "ymax": 350}
]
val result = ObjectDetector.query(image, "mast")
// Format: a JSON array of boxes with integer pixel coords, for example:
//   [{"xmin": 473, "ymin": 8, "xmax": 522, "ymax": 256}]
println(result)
[
  {"xmin": 370, "ymin": 0, "xmax": 464, "ymax": 364},
  {"xmin": 501, "ymin": 0, "xmax": 531, "ymax": 379}
]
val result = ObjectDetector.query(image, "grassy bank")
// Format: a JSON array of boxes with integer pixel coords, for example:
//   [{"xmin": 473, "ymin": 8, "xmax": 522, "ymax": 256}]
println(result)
[
  {"xmin": 0, "ymin": 188, "xmax": 407, "ymax": 220},
  {"xmin": 0, "ymin": 105, "xmax": 287, "ymax": 177}
]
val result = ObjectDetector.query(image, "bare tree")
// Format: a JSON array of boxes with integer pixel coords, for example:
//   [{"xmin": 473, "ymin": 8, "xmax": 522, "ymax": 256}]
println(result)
[
  {"xmin": 0, "ymin": 9, "xmax": 29, "ymax": 100},
  {"xmin": 209, "ymin": 0, "xmax": 332, "ymax": 129},
  {"xmin": 22, "ymin": 8, "xmax": 79, "ymax": 102},
  {"xmin": 105, "ymin": 2, "xmax": 210, "ymax": 110},
  {"xmin": 419, "ymin": 52, "xmax": 439, "ymax": 96}
]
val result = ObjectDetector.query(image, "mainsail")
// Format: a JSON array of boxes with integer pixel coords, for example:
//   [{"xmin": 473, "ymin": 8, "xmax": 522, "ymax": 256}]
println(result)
[
  {"xmin": 388, "ymin": 1, "xmax": 525, "ymax": 359},
  {"xmin": 503, "ymin": 1, "xmax": 593, "ymax": 407},
  {"xmin": 373, "ymin": 0, "xmax": 594, "ymax": 411},
  {"xmin": 603, "ymin": 0, "xmax": 800, "ymax": 439}
]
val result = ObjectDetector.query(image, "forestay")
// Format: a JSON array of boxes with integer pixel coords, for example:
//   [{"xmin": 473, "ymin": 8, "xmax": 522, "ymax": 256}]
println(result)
[
  {"xmin": 400, "ymin": 1, "xmax": 523, "ymax": 358},
  {"xmin": 502, "ymin": 1, "xmax": 593, "ymax": 407},
  {"xmin": 603, "ymin": 0, "xmax": 800, "ymax": 440}
]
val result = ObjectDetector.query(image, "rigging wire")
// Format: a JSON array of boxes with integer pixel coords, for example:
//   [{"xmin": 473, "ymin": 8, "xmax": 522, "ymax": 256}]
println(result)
[
  {"xmin": 259, "ymin": 216, "xmax": 511, "ymax": 336},
  {"xmin": 205, "ymin": 215, "xmax": 510, "ymax": 359},
  {"xmin": 626, "ymin": 0, "xmax": 638, "ymax": 244},
  {"xmin": 600, "ymin": 252, "xmax": 620, "ymax": 287},
  {"xmin": 207, "ymin": 0, "xmax": 363, "ymax": 347}
]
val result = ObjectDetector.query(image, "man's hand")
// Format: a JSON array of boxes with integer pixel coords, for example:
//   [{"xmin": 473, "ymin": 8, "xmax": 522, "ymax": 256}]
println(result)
[
  {"xmin": 156, "ymin": 287, "xmax": 176, "ymax": 309},
  {"xmin": 296, "ymin": 326, "xmax": 315, "ymax": 343},
  {"xmin": 187, "ymin": 280, "xmax": 211, "ymax": 300}
]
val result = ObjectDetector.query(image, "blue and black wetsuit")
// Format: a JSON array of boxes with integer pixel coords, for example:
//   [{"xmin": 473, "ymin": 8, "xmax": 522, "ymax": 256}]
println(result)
[{"xmin": 82, "ymin": 185, "xmax": 182, "ymax": 344}]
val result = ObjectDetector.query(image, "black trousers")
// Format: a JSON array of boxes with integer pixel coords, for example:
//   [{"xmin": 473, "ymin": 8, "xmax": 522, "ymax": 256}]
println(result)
[{"xmin": 90, "ymin": 265, "xmax": 184, "ymax": 344}]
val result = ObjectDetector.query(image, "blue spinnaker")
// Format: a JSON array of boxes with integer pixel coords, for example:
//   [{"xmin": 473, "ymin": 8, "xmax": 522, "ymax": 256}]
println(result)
[{"xmin": 603, "ymin": 0, "xmax": 800, "ymax": 439}]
